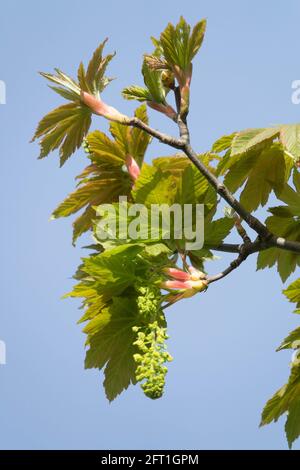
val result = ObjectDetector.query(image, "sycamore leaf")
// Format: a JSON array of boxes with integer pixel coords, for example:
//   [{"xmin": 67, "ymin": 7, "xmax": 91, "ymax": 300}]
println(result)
[
  {"xmin": 129, "ymin": 106, "xmax": 151, "ymax": 165},
  {"xmin": 285, "ymin": 398, "xmax": 300, "ymax": 448},
  {"xmin": 32, "ymin": 40, "xmax": 114, "ymax": 165},
  {"xmin": 52, "ymin": 164, "xmax": 131, "ymax": 243},
  {"xmin": 153, "ymin": 154, "xmax": 191, "ymax": 174},
  {"xmin": 188, "ymin": 217, "xmax": 234, "ymax": 262},
  {"xmin": 155, "ymin": 151, "xmax": 218, "ymax": 170},
  {"xmin": 68, "ymin": 242, "xmax": 171, "ymax": 401},
  {"xmin": 85, "ymin": 39, "xmax": 115, "ymax": 95},
  {"xmin": 280, "ymin": 124, "xmax": 300, "ymax": 161},
  {"xmin": 33, "ymin": 103, "xmax": 92, "ymax": 166},
  {"xmin": 109, "ymin": 104, "xmax": 151, "ymax": 167},
  {"xmin": 277, "ymin": 327, "xmax": 300, "ymax": 351},
  {"xmin": 261, "ymin": 384, "xmax": 292, "ymax": 425},
  {"xmin": 261, "ymin": 366, "xmax": 300, "ymax": 449},
  {"xmin": 84, "ymin": 297, "xmax": 139, "ymax": 401},
  {"xmin": 159, "ymin": 16, "xmax": 206, "ymax": 71},
  {"xmin": 53, "ymin": 171, "xmax": 129, "ymax": 218},
  {"xmin": 222, "ymin": 150, "xmax": 257, "ymax": 191},
  {"xmin": 204, "ymin": 217, "xmax": 235, "ymax": 246},
  {"xmin": 69, "ymin": 242, "xmax": 167, "ymax": 324},
  {"xmin": 175, "ymin": 164, "xmax": 209, "ymax": 205},
  {"xmin": 283, "ymin": 278, "xmax": 300, "ymax": 314},
  {"xmin": 144, "ymin": 242, "xmax": 172, "ymax": 257},
  {"xmin": 216, "ymin": 124, "xmax": 300, "ymax": 163},
  {"xmin": 122, "ymin": 85, "xmax": 151, "ymax": 102},
  {"xmin": 257, "ymin": 174, "xmax": 300, "ymax": 281},
  {"xmin": 72, "ymin": 206, "xmax": 96, "ymax": 245},
  {"xmin": 122, "ymin": 57, "xmax": 167, "ymax": 104},
  {"xmin": 257, "ymin": 216, "xmax": 300, "ymax": 282},
  {"xmin": 122, "ymin": 61, "xmax": 172, "ymax": 116},
  {"xmin": 124, "ymin": 18, "xmax": 205, "ymax": 118},
  {"xmin": 133, "ymin": 159, "xmax": 216, "ymax": 214},
  {"xmin": 133, "ymin": 164, "xmax": 178, "ymax": 206},
  {"xmin": 52, "ymin": 105, "xmax": 150, "ymax": 242},
  {"xmin": 142, "ymin": 61, "xmax": 167, "ymax": 104},
  {"xmin": 230, "ymin": 127, "xmax": 280, "ymax": 156},
  {"xmin": 153, "ymin": 153, "xmax": 217, "ymax": 206},
  {"xmin": 224, "ymin": 145, "xmax": 289, "ymax": 212},
  {"xmin": 293, "ymin": 169, "xmax": 300, "ymax": 192},
  {"xmin": 239, "ymin": 146, "xmax": 287, "ymax": 212},
  {"xmin": 80, "ymin": 244, "xmax": 143, "ymax": 295},
  {"xmin": 211, "ymin": 133, "xmax": 236, "ymax": 153},
  {"xmin": 273, "ymin": 177, "xmax": 300, "ymax": 217}
]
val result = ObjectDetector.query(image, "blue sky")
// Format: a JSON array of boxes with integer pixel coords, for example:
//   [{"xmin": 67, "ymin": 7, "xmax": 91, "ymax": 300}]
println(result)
[{"xmin": 0, "ymin": 0, "xmax": 299, "ymax": 450}]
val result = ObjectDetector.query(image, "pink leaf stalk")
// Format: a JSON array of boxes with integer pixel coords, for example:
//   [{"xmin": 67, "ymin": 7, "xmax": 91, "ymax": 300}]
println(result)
[
  {"xmin": 81, "ymin": 91, "xmax": 130, "ymax": 123},
  {"xmin": 125, "ymin": 155, "xmax": 140, "ymax": 182},
  {"xmin": 188, "ymin": 266, "xmax": 206, "ymax": 281},
  {"xmin": 147, "ymin": 102, "xmax": 177, "ymax": 121},
  {"xmin": 173, "ymin": 64, "xmax": 192, "ymax": 117}
]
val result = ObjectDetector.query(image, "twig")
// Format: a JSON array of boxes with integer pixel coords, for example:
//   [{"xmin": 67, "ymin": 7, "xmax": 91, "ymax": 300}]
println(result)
[
  {"xmin": 207, "ymin": 242, "xmax": 253, "ymax": 284},
  {"xmin": 233, "ymin": 215, "xmax": 252, "ymax": 244}
]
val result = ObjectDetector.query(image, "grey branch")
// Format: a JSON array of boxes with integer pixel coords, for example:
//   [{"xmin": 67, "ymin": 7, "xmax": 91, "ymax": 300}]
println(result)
[
  {"xmin": 123, "ymin": 112, "xmax": 300, "ymax": 258},
  {"xmin": 207, "ymin": 239, "xmax": 267, "ymax": 284},
  {"xmin": 127, "ymin": 117, "xmax": 186, "ymax": 149}
]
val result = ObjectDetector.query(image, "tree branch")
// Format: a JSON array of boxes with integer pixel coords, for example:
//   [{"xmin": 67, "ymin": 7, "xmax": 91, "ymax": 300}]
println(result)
[
  {"xmin": 127, "ymin": 117, "xmax": 185, "ymax": 149},
  {"xmin": 233, "ymin": 215, "xmax": 251, "ymax": 244},
  {"xmin": 207, "ymin": 240, "xmax": 260, "ymax": 284},
  {"xmin": 207, "ymin": 250, "xmax": 248, "ymax": 284},
  {"xmin": 269, "ymin": 236, "xmax": 300, "ymax": 254},
  {"xmin": 205, "ymin": 243, "xmax": 241, "ymax": 253},
  {"xmin": 123, "ymin": 113, "xmax": 300, "ymax": 255}
]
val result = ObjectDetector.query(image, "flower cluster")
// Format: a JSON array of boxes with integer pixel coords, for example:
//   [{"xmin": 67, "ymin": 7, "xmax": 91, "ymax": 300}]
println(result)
[
  {"xmin": 135, "ymin": 283, "xmax": 161, "ymax": 322},
  {"xmin": 133, "ymin": 321, "xmax": 173, "ymax": 399}
]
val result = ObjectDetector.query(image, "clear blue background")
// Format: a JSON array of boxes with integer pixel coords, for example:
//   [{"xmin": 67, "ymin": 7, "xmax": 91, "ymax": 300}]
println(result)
[{"xmin": 0, "ymin": 0, "xmax": 299, "ymax": 450}]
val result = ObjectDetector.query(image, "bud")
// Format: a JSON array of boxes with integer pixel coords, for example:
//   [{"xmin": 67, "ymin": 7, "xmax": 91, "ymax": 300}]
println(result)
[
  {"xmin": 163, "ymin": 266, "xmax": 206, "ymax": 282},
  {"xmin": 161, "ymin": 264, "xmax": 208, "ymax": 305},
  {"xmin": 163, "ymin": 267, "xmax": 190, "ymax": 281},
  {"xmin": 161, "ymin": 70, "xmax": 175, "ymax": 90},
  {"xmin": 188, "ymin": 266, "xmax": 206, "ymax": 280},
  {"xmin": 162, "ymin": 279, "xmax": 207, "ymax": 291}
]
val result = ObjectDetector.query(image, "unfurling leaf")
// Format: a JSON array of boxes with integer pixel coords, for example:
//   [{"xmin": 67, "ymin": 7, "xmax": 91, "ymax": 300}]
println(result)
[
  {"xmin": 32, "ymin": 40, "xmax": 128, "ymax": 165},
  {"xmin": 52, "ymin": 105, "xmax": 150, "ymax": 243},
  {"xmin": 122, "ymin": 61, "xmax": 177, "ymax": 120}
]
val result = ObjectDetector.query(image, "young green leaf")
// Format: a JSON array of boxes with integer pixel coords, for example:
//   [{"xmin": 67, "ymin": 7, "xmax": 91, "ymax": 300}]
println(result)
[
  {"xmin": 280, "ymin": 124, "xmax": 300, "ymax": 161},
  {"xmin": 51, "ymin": 105, "xmax": 150, "ymax": 243},
  {"xmin": 224, "ymin": 145, "xmax": 289, "ymax": 212},
  {"xmin": 230, "ymin": 127, "xmax": 280, "ymax": 156},
  {"xmin": 159, "ymin": 16, "xmax": 206, "ymax": 71},
  {"xmin": 32, "ymin": 40, "xmax": 118, "ymax": 165},
  {"xmin": 283, "ymin": 278, "xmax": 300, "ymax": 314},
  {"xmin": 84, "ymin": 297, "xmax": 140, "ymax": 401},
  {"xmin": 261, "ymin": 365, "xmax": 300, "ymax": 449}
]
